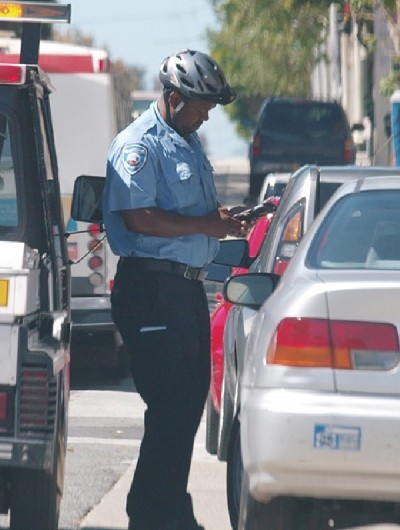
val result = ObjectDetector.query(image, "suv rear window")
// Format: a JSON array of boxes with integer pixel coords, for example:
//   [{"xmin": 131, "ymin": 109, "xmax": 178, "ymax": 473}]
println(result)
[
  {"xmin": 0, "ymin": 112, "xmax": 18, "ymax": 234},
  {"xmin": 261, "ymin": 101, "xmax": 347, "ymax": 137}
]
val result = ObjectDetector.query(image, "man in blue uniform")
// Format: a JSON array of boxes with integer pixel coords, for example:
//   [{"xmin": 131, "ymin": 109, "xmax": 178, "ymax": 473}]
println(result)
[{"xmin": 103, "ymin": 50, "xmax": 247, "ymax": 530}]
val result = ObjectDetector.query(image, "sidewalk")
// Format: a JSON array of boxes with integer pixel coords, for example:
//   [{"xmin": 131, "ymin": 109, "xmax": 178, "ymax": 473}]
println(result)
[{"xmin": 79, "ymin": 411, "xmax": 231, "ymax": 530}]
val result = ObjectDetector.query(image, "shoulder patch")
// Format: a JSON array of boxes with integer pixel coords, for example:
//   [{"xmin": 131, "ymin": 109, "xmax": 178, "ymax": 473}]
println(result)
[{"xmin": 122, "ymin": 144, "xmax": 148, "ymax": 175}]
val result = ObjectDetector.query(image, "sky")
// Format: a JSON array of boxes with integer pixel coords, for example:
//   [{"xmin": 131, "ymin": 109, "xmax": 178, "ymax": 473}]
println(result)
[{"xmin": 60, "ymin": 0, "xmax": 247, "ymax": 159}]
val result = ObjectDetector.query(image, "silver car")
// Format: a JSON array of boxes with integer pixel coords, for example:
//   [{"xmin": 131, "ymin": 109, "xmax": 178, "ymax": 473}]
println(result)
[
  {"xmin": 225, "ymin": 175, "xmax": 400, "ymax": 529},
  {"xmin": 216, "ymin": 164, "xmax": 400, "ymax": 529}
]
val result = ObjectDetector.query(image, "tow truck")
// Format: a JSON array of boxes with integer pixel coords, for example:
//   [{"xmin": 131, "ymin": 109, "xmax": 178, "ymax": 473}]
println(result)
[{"xmin": 0, "ymin": 2, "xmax": 71, "ymax": 529}]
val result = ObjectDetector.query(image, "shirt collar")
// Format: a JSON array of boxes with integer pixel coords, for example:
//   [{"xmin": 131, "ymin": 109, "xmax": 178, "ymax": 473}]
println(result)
[{"xmin": 151, "ymin": 101, "xmax": 196, "ymax": 150}]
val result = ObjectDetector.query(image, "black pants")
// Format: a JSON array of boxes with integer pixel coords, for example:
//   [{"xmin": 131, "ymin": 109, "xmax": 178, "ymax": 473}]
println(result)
[{"xmin": 111, "ymin": 259, "xmax": 211, "ymax": 530}]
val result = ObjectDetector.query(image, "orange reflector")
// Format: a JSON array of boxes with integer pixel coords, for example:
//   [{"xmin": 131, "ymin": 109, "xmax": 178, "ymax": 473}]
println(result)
[
  {"xmin": 0, "ymin": 279, "xmax": 8, "ymax": 306},
  {"xmin": 282, "ymin": 211, "xmax": 302, "ymax": 242},
  {"xmin": 0, "ymin": 2, "xmax": 70, "ymax": 23},
  {"xmin": 0, "ymin": 3, "xmax": 22, "ymax": 18}
]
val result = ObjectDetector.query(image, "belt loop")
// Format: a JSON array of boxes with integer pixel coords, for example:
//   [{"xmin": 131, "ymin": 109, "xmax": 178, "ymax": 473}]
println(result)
[{"xmin": 183, "ymin": 265, "xmax": 191, "ymax": 280}]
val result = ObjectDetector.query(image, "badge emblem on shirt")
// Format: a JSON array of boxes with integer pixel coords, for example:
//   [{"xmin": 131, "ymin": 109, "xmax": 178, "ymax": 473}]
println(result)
[{"xmin": 122, "ymin": 144, "xmax": 148, "ymax": 175}]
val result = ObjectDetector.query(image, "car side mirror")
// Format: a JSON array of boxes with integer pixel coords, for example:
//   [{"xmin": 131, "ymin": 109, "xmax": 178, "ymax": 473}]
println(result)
[
  {"xmin": 71, "ymin": 175, "xmax": 105, "ymax": 224},
  {"xmin": 224, "ymin": 272, "xmax": 280, "ymax": 310},
  {"xmin": 212, "ymin": 238, "xmax": 251, "ymax": 268}
]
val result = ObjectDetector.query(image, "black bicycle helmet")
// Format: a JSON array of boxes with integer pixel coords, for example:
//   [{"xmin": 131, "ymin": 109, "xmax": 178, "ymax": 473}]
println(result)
[{"xmin": 159, "ymin": 50, "xmax": 236, "ymax": 106}]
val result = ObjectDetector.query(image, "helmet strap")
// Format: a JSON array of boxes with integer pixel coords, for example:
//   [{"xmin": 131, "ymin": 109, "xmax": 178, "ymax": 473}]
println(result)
[
  {"xmin": 163, "ymin": 89, "xmax": 186, "ymax": 134},
  {"xmin": 163, "ymin": 89, "xmax": 174, "ymax": 128}
]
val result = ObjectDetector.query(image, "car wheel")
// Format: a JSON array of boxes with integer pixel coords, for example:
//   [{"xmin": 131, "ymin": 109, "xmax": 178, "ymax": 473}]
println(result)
[
  {"xmin": 10, "ymin": 399, "xmax": 66, "ymax": 530},
  {"xmin": 205, "ymin": 392, "xmax": 219, "ymax": 455},
  {"xmin": 227, "ymin": 416, "xmax": 242, "ymax": 530}
]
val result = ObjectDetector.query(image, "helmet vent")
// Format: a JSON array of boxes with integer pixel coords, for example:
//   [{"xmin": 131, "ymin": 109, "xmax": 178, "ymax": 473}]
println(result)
[
  {"xmin": 176, "ymin": 63, "xmax": 187, "ymax": 74},
  {"xmin": 204, "ymin": 81, "xmax": 216, "ymax": 93},
  {"xmin": 181, "ymin": 77, "xmax": 195, "ymax": 89}
]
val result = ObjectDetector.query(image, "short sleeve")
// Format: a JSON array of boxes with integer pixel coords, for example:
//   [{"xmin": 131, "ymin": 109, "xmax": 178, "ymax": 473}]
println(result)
[{"xmin": 107, "ymin": 138, "xmax": 158, "ymax": 213}]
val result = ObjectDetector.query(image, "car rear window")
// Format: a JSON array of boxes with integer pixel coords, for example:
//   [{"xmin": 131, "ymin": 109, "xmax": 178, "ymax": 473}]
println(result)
[
  {"xmin": 308, "ymin": 190, "xmax": 400, "ymax": 270},
  {"xmin": 261, "ymin": 182, "xmax": 287, "ymax": 201},
  {"xmin": 261, "ymin": 101, "xmax": 347, "ymax": 137}
]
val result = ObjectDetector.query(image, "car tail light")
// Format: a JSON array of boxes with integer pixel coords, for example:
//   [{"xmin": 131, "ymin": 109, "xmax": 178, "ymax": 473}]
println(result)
[
  {"xmin": 267, "ymin": 318, "xmax": 399, "ymax": 370},
  {"xmin": 19, "ymin": 368, "xmax": 49, "ymax": 427},
  {"xmin": 88, "ymin": 239, "xmax": 103, "ymax": 252},
  {"xmin": 252, "ymin": 135, "xmax": 261, "ymax": 158},
  {"xmin": 98, "ymin": 57, "xmax": 110, "ymax": 73},
  {"xmin": 88, "ymin": 255, "xmax": 103, "ymax": 270},
  {"xmin": 0, "ymin": 392, "xmax": 7, "ymax": 421},
  {"xmin": 215, "ymin": 292, "xmax": 224, "ymax": 305},
  {"xmin": 0, "ymin": 64, "xmax": 25, "ymax": 84},
  {"xmin": 273, "ymin": 210, "xmax": 302, "ymax": 275},
  {"xmin": 108, "ymin": 279, "xmax": 114, "ymax": 291},
  {"xmin": 89, "ymin": 272, "xmax": 103, "ymax": 287},
  {"xmin": 343, "ymin": 136, "xmax": 355, "ymax": 161},
  {"xmin": 88, "ymin": 223, "xmax": 101, "ymax": 237}
]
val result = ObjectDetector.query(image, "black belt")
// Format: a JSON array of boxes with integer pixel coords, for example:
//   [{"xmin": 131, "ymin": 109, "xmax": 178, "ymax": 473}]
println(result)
[{"xmin": 120, "ymin": 257, "xmax": 208, "ymax": 281}]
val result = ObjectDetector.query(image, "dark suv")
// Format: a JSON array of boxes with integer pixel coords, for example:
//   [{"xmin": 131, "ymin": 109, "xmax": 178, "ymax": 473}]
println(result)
[{"xmin": 248, "ymin": 97, "xmax": 356, "ymax": 200}]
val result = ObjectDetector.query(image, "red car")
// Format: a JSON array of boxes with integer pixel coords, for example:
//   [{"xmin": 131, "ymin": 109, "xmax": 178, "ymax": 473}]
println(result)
[{"xmin": 206, "ymin": 198, "xmax": 280, "ymax": 454}]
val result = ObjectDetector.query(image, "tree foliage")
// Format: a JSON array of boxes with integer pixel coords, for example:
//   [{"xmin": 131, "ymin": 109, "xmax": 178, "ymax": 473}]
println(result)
[{"xmin": 208, "ymin": 0, "xmax": 331, "ymax": 138}]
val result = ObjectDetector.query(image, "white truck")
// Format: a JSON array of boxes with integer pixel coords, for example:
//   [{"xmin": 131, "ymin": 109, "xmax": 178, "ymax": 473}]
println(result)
[
  {"xmin": 0, "ymin": 2, "xmax": 72, "ymax": 528},
  {"xmin": 0, "ymin": 34, "xmax": 132, "ymax": 371}
]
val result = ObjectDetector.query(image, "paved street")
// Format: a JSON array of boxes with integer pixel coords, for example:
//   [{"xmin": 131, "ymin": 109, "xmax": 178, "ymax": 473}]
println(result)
[{"xmin": 62, "ymin": 379, "xmax": 231, "ymax": 530}]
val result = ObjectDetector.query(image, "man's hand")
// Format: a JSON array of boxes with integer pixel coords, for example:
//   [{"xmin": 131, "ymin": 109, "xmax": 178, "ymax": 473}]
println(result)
[{"xmin": 204, "ymin": 207, "xmax": 250, "ymax": 238}]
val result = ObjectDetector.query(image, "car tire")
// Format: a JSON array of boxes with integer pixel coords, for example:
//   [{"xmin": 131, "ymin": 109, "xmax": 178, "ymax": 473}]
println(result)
[
  {"xmin": 227, "ymin": 416, "xmax": 242, "ymax": 530},
  {"xmin": 217, "ymin": 373, "xmax": 234, "ymax": 461},
  {"xmin": 10, "ymin": 392, "xmax": 66, "ymax": 530},
  {"xmin": 205, "ymin": 392, "xmax": 219, "ymax": 455}
]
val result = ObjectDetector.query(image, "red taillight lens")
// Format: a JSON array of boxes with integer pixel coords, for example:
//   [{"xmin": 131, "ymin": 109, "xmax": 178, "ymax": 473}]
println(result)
[
  {"xmin": 0, "ymin": 392, "xmax": 7, "ymax": 421},
  {"xmin": 267, "ymin": 318, "xmax": 332, "ymax": 367},
  {"xmin": 343, "ymin": 137, "xmax": 355, "ymax": 161},
  {"xmin": 98, "ymin": 58, "xmax": 110, "ymax": 73},
  {"xmin": 215, "ymin": 292, "xmax": 224, "ymax": 304},
  {"xmin": 88, "ymin": 223, "xmax": 101, "ymax": 237},
  {"xmin": 273, "ymin": 259, "xmax": 290, "ymax": 275},
  {"xmin": 88, "ymin": 255, "xmax": 103, "ymax": 270},
  {"xmin": 267, "ymin": 318, "xmax": 399, "ymax": 369},
  {"xmin": 252, "ymin": 135, "xmax": 261, "ymax": 158},
  {"xmin": 0, "ymin": 64, "xmax": 25, "ymax": 84}
]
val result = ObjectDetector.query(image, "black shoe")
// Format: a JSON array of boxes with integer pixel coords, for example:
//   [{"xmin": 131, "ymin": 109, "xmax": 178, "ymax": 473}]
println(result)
[{"xmin": 128, "ymin": 519, "xmax": 205, "ymax": 530}]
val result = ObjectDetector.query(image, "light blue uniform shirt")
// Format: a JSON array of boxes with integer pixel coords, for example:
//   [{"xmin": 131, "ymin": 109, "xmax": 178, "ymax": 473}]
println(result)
[{"xmin": 102, "ymin": 102, "xmax": 220, "ymax": 268}]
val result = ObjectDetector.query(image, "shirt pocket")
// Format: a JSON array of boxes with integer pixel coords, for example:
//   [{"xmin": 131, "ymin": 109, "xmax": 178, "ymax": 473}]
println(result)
[{"xmin": 163, "ymin": 160, "xmax": 201, "ymax": 209}]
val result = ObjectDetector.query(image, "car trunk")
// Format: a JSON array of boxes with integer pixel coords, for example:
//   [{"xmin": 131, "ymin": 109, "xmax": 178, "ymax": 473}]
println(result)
[{"xmin": 317, "ymin": 270, "xmax": 400, "ymax": 395}]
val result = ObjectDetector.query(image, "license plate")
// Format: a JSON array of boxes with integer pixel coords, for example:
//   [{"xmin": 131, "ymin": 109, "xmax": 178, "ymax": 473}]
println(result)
[
  {"xmin": 0, "ymin": 279, "xmax": 8, "ymax": 306},
  {"xmin": 314, "ymin": 423, "xmax": 361, "ymax": 451}
]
